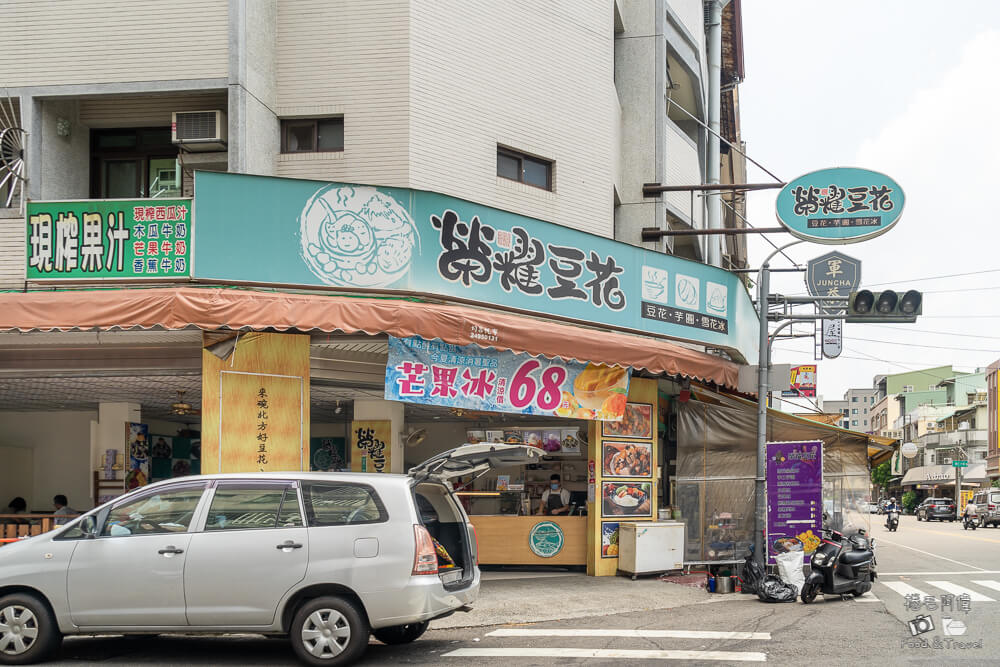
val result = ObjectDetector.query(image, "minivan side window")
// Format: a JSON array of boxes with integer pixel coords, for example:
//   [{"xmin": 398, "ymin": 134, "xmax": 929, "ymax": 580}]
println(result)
[
  {"xmin": 101, "ymin": 485, "xmax": 206, "ymax": 537},
  {"xmin": 204, "ymin": 484, "xmax": 303, "ymax": 531},
  {"xmin": 302, "ymin": 482, "xmax": 387, "ymax": 526}
]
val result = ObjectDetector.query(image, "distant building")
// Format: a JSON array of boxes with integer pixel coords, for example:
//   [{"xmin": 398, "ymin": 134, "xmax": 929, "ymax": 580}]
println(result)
[{"xmin": 843, "ymin": 387, "xmax": 876, "ymax": 433}]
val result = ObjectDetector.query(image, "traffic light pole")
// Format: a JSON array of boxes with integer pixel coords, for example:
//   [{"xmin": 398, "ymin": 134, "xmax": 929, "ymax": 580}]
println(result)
[{"xmin": 754, "ymin": 240, "xmax": 802, "ymax": 566}]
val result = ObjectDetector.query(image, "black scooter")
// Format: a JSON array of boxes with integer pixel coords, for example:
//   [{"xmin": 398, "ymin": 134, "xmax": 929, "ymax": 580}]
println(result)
[
  {"xmin": 885, "ymin": 510, "xmax": 899, "ymax": 532},
  {"xmin": 801, "ymin": 527, "xmax": 876, "ymax": 603}
]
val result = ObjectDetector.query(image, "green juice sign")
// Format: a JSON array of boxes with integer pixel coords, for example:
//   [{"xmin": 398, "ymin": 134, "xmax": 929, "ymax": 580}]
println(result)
[{"xmin": 26, "ymin": 199, "xmax": 192, "ymax": 280}]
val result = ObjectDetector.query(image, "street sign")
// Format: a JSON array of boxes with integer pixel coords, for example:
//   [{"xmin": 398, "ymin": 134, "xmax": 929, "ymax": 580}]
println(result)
[
  {"xmin": 821, "ymin": 318, "xmax": 842, "ymax": 359},
  {"xmin": 952, "ymin": 460, "xmax": 968, "ymax": 468},
  {"xmin": 806, "ymin": 251, "xmax": 861, "ymax": 314},
  {"xmin": 776, "ymin": 167, "xmax": 905, "ymax": 244}
]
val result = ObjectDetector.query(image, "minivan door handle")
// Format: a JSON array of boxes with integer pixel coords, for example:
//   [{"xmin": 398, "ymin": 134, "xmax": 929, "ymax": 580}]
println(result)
[
  {"xmin": 276, "ymin": 540, "xmax": 303, "ymax": 551},
  {"xmin": 157, "ymin": 546, "xmax": 184, "ymax": 556}
]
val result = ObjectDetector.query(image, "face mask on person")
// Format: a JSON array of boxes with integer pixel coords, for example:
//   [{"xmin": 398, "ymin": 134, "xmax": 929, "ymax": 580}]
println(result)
[{"xmin": 550, "ymin": 483, "xmax": 559, "ymax": 490}]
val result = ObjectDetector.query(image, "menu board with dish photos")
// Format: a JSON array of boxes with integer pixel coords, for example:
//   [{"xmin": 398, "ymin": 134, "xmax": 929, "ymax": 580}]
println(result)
[{"xmin": 150, "ymin": 435, "xmax": 201, "ymax": 482}]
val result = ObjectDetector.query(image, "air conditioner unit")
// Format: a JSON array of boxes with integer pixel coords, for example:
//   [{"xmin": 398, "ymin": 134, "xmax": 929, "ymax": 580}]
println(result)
[{"xmin": 171, "ymin": 110, "xmax": 227, "ymax": 151}]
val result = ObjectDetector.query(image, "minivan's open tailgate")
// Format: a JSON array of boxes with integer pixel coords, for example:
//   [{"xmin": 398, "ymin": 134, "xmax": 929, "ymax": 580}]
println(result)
[{"xmin": 408, "ymin": 443, "xmax": 543, "ymax": 482}]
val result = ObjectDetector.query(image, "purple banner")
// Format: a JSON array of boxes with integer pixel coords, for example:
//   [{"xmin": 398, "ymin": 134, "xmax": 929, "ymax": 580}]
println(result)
[{"xmin": 766, "ymin": 441, "xmax": 823, "ymax": 565}]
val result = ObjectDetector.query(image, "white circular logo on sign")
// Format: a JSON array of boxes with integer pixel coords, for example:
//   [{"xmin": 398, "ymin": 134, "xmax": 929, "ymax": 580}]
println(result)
[
  {"xmin": 299, "ymin": 185, "xmax": 417, "ymax": 287},
  {"xmin": 528, "ymin": 520, "xmax": 565, "ymax": 558}
]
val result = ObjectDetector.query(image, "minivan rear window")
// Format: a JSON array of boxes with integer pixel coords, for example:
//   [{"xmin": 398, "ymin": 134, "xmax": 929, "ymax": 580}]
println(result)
[{"xmin": 302, "ymin": 482, "xmax": 388, "ymax": 526}]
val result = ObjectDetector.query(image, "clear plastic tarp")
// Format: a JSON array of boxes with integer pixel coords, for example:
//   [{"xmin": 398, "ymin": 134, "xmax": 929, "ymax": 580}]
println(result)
[{"xmin": 676, "ymin": 393, "xmax": 871, "ymax": 563}]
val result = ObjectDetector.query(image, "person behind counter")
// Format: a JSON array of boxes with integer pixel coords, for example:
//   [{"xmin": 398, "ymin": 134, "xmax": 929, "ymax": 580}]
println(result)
[
  {"xmin": 537, "ymin": 474, "xmax": 571, "ymax": 515},
  {"xmin": 53, "ymin": 494, "xmax": 79, "ymax": 526}
]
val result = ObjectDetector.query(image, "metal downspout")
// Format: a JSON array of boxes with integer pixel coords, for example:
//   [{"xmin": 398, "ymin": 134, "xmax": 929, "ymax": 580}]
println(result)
[{"xmin": 706, "ymin": 0, "xmax": 727, "ymax": 267}]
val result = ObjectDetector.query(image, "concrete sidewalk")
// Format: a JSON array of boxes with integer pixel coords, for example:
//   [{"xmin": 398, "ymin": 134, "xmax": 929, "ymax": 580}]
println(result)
[{"xmin": 433, "ymin": 570, "xmax": 710, "ymax": 629}]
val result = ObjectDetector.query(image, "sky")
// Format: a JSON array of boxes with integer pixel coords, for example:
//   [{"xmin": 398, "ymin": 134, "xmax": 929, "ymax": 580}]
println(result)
[{"xmin": 738, "ymin": 1, "xmax": 1000, "ymax": 409}]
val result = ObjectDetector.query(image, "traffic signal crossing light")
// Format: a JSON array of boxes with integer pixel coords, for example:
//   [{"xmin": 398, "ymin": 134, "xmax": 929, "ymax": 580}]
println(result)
[{"xmin": 847, "ymin": 289, "xmax": 921, "ymax": 323}]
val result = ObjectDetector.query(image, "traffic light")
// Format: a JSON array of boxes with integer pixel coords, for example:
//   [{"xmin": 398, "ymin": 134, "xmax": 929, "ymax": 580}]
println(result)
[{"xmin": 846, "ymin": 289, "xmax": 921, "ymax": 322}]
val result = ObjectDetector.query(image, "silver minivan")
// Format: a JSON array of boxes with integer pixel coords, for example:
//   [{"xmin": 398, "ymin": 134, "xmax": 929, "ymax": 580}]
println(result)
[
  {"xmin": 0, "ymin": 444, "xmax": 538, "ymax": 666},
  {"xmin": 973, "ymin": 489, "xmax": 1000, "ymax": 528}
]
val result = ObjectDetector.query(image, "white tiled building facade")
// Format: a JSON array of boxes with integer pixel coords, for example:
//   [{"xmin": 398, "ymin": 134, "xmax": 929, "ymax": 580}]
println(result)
[{"xmin": 0, "ymin": 0, "xmax": 745, "ymax": 288}]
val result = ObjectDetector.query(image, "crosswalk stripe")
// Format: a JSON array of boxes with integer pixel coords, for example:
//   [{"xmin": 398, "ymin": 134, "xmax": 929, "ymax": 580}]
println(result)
[
  {"xmin": 882, "ymin": 581, "xmax": 928, "ymax": 598},
  {"xmin": 487, "ymin": 628, "xmax": 771, "ymax": 640},
  {"xmin": 971, "ymin": 580, "xmax": 1000, "ymax": 594},
  {"xmin": 926, "ymin": 581, "xmax": 996, "ymax": 602},
  {"xmin": 853, "ymin": 591, "xmax": 881, "ymax": 602},
  {"xmin": 443, "ymin": 648, "xmax": 767, "ymax": 662}
]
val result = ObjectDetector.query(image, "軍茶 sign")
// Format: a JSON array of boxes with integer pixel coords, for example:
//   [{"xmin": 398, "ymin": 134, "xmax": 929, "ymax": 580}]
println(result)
[
  {"xmin": 26, "ymin": 199, "xmax": 192, "ymax": 279},
  {"xmin": 776, "ymin": 168, "xmax": 904, "ymax": 244}
]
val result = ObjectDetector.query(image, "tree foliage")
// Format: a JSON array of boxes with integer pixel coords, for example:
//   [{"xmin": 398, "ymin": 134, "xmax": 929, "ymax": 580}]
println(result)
[
  {"xmin": 870, "ymin": 462, "xmax": 891, "ymax": 488},
  {"xmin": 902, "ymin": 490, "xmax": 918, "ymax": 511}
]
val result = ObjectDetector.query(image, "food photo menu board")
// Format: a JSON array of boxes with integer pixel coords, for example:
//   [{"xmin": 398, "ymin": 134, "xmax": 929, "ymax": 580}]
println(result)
[
  {"xmin": 765, "ymin": 441, "xmax": 823, "ymax": 565},
  {"xmin": 588, "ymin": 382, "xmax": 659, "ymax": 576}
]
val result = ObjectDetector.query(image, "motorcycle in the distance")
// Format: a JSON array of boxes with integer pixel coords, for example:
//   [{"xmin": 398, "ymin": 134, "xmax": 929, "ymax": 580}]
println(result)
[
  {"xmin": 885, "ymin": 510, "xmax": 899, "ymax": 532},
  {"xmin": 800, "ymin": 527, "xmax": 876, "ymax": 603},
  {"xmin": 963, "ymin": 506, "xmax": 978, "ymax": 531}
]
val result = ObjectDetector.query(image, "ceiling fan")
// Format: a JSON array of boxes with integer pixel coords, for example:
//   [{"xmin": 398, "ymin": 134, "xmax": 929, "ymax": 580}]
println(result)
[{"xmin": 170, "ymin": 390, "xmax": 201, "ymax": 416}]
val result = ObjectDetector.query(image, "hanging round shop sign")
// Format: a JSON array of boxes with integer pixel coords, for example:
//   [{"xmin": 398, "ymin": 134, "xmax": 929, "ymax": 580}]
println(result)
[
  {"xmin": 775, "ymin": 167, "xmax": 905, "ymax": 244},
  {"xmin": 528, "ymin": 520, "xmax": 565, "ymax": 558}
]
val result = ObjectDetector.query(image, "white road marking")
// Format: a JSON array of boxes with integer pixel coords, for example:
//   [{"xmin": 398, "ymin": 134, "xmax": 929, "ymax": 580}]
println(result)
[
  {"xmin": 443, "ymin": 648, "xmax": 767, "ymax": 662},
  {"xmin": 875, "ymin": 537, "xmax": 987, "ymax": 571},
  {"xmin": 879, "ymin": 570, "xmax": 1000, "ymax": 576},
  {"xmin": 487, "ymin": 628, "xmax": 771, "ymax": 640},
  {"xmin": 971, "ymin": 580, "xmax": 1000, "ymax": 593},
  {"xmin": 925, "ymin": 581, "xmax": 996, "ymax": 602},
  {"xmin": 882, "ymin": 581, "xmax": 928, "ymax": 598},
  {"xmin": 853, "ymin": 591, "xmax": 881, "ymax": 602}
]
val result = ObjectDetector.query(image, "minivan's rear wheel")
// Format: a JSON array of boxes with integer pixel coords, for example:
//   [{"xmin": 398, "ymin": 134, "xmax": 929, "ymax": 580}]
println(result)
[
  {"xmin": 290, "ymin": 596, "xmax": 368, "ymax": 666},
  {"xmin": 372, "ymin": 621, "xmax": 429, "ymax": 645},
  {"xmin": 0, "ymin": 593, "xmax": 62, "ymax": 665}
]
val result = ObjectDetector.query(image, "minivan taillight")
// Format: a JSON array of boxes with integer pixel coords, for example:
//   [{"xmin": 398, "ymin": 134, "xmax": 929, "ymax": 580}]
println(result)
[
  {"xmin": 469, "ymin": 523, "xmax": 479, "ymax": 565},
  {"xmin": 990, "ymin": 504, "xmax": 997, "ymax": 511},
  {"xmin": 412, "ymin": 524, "xmax": 439, "ymax": 575}
]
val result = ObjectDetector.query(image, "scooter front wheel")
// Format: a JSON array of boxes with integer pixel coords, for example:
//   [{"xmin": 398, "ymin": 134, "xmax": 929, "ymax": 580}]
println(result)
[{"xmin": 801, "ymin": 582, "xmax": 821, "ymax": 604}]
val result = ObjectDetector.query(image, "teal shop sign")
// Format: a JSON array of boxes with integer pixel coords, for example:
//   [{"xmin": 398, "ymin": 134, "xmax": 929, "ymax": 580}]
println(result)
[
  {"xmin": 193, "ymin": 172, "xmax": 759, "ymax": 362},
  {"xmin": 775, "ymin": 167, "xmax": 904, "ymax": 244},
  {"xmin": 528, "ymin": 520, "xmax": 565, "ymax": 558}
]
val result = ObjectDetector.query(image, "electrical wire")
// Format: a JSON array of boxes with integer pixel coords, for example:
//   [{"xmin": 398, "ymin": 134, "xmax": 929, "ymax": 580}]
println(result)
[
  {"xmin": 865, "ymin": 325, "xmax": 1000, "ymax": 340},
  {"xmin": 847, "ymin": 336, "xmax": 999, "ymax": 353},
  {"xmin": 862, "ymin": 268, "xmax": 1000, "ymax": 288},
  {"xmin": 778, "ymin": 268, "xmax": 1000, "ymax": 298}
]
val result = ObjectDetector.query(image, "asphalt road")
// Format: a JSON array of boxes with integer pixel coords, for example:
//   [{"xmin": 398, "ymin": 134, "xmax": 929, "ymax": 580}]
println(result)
[{"xmin": 49, "ymin": 513, "xmax": 1000, "ymax": 666}]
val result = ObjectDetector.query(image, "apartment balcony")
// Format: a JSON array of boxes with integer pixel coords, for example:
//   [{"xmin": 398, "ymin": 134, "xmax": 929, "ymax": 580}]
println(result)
[{"xmin": 922, "ymin": 430, "xmax": 987, "ymax": 449}]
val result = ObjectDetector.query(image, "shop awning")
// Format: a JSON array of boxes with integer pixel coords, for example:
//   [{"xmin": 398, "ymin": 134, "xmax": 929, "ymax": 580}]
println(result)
[
  {"xmin": 0, "ymin": 287, "xmax": 741, "ymax": 389},
  {"xmin": 901, "ymin": 463, "xmax": 988, "ymax": 486},
  {"xmin": 692, "ymin": 386, "xmax": 894, "ymax": 459}
]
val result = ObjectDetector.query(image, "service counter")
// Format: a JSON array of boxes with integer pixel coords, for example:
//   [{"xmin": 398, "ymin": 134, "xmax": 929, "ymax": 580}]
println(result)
[{"xmin": 469, "ymin": 515, "xmax": 587, "ymax": 566}]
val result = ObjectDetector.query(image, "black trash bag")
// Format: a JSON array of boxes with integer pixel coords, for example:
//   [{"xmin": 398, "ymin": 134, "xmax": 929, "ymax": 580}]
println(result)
[
  {"xmin": 756, "ymin": 574, "xmax": 797, "ymax": 603},
  {"xmin": 739, "ymin": 548, "xmax": 765, "ymax": 594}
]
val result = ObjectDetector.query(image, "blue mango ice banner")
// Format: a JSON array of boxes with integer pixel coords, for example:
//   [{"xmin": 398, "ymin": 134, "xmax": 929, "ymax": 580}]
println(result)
[
  {"xmin": 385, "ymin": 336, "xmax": 631, "ymax": 421},
  {"xmin": 193, "ymin": 172, "xmax": 759, "ymax": 363}
]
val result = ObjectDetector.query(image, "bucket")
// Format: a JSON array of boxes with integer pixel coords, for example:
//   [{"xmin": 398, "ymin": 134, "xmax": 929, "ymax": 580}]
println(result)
[
  {"xmin": 658, "ymin": 508, "xmax": 671, "ymax": 520},
  {"xmin": 716, "ymin": 575, "xmax": 733, "ymax": 593}
]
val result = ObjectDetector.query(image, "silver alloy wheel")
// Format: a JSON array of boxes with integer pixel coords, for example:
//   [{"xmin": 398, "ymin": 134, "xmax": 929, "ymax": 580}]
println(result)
[
  {"xmin": 300, "ymin": 608, "xmax": 351, "ymax": 659},
  {"xmin": 0, "ymin": 604, "xmax": 39, "ymax": 656}
]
